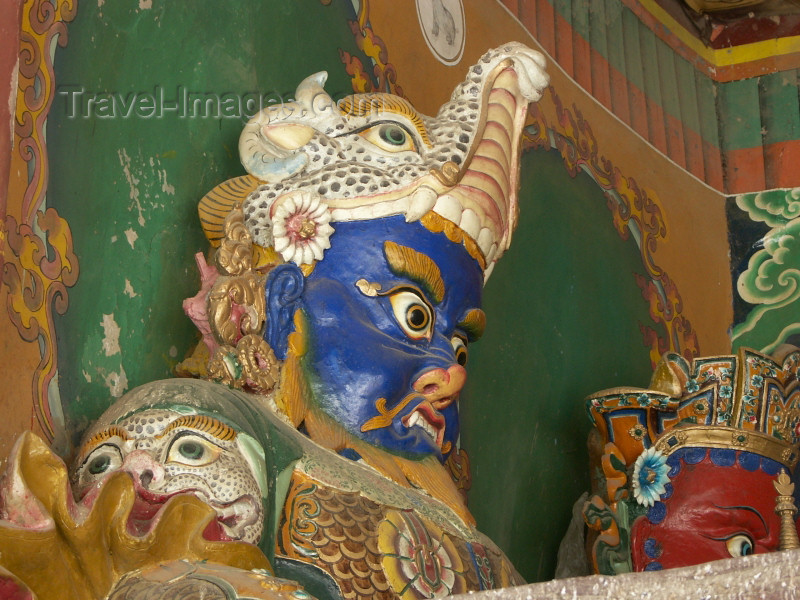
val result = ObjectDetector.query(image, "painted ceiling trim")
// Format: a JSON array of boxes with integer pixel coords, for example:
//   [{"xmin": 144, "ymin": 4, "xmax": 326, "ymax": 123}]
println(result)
[
  {"xmin": 623, "ymin": 0, "xmax": 800, "ymax": 82},
  {"xmin": 502, "ymin": 0, "xmax": 800, "ymax": 194}
]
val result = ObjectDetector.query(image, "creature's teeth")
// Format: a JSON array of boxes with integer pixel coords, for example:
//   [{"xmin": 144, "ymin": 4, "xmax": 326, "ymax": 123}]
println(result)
[
  {"xmin": 406, "ymin": 186, "xmax": 438, "ymax": 222},
  {"xmin": 408, "ymin": 412, "xmax": 419, "ymax": 428},
  {"xmin": 332, "ymin": 197, "xmax": 407, "ymax": 221},
  {"xmin": 433, "ymin": 194, "xmax": 463, "ymax": 225},
  {"xmin": 459, "ymin": 208, "xmax": 481, "ymax": 239},
  {"xmin": 485, "ymin": 242, "xmax": 498, "ymax": 266},
  {"xmin": 477, "ymin": 227, "xmax": 493, "ymax": 256}
]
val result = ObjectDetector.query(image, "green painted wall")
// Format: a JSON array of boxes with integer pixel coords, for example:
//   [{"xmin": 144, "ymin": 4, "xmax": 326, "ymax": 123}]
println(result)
[
  {"xmin": 462, "ymin": 147, "xmax": 658, "ymax": 581},
  {"xmin": 50, "ymin": 1, "xmax": 366, "ymax": 444}
]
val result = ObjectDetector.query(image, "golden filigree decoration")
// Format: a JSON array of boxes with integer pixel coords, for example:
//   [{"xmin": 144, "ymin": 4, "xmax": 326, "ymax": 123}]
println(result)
[
  {"xmin": 206, "ymin": 336, "xmax": 279, "ymax": 395},
  {"xmin": 207, "ymin": 344, "xmax": 240, "ymax": 388},
  {"xmin": 237, "ymin": 334, "xmax": 280, "ymax": 393},
  {"xmin": 653, "ymin": 426, "xmax": 797, "ymax": 468},
  {"xmin": 525, "ymin": 88, "xmax": 699, "ymax": 365},
  {"xmin": 0, "ymin": 432, "xmax": 270, "ymax": 600},
  {"xmin": 215, "ymin": 209, "xmax": 255, "ymax": 276},
  {"xmin": 208, "ymin": 272, "xmax": 266, "ymax": 347}
]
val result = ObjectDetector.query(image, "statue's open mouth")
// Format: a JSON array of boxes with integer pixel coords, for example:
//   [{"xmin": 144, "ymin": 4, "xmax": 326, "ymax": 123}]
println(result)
[
  {"xmin": 126, "ymin": 487, "xmax": 259, "ymax": 541},
  {"xmin": 402, "ymin": 401, "xmax": 446, "ymax": 449}
]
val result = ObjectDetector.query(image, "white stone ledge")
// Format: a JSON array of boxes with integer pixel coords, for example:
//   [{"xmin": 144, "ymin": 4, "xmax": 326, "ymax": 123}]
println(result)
[{"xmin": 449, "ymin": 549, "xmax": 800, "ymax": 599}]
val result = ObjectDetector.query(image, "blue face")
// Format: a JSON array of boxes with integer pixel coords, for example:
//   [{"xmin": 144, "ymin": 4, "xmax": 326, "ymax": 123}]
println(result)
[{"xmin": 295, "ymin": 216, "xmax": 483, "ymax": 460}]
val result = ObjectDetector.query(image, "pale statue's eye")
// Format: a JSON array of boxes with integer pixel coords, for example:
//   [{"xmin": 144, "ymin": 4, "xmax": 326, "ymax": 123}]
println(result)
[
  {"xmin": 389, "ymin": 290, "xmax": 433, "ymax": 340},
  {"xmin": 359, "ymin": 122, "xmax": 416, "ymax": 153},
  {"xmin": 451, "ymin": 336, "xmax": 468, "ymax": 366},
  {"xmin": 166, "ymin": 434, "xmax": 222, "ymax": 466},
  {"xmin": 725, "ymin": 534, "xmax": 754, "ymax": 557},
  {"xmin": 379, "ymin": 124, "xmax": 407, "ymax": 146},
  {"xmin": 80, "ymin": 444, "xmax": 123, "ymax": 480},
  {"xmin": 88, "ymin": 455, "xmax": 110, "ymax": 474}
]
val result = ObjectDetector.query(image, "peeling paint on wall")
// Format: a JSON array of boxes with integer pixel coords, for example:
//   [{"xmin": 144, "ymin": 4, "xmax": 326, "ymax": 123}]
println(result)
[
  {"xmin": 117, "ymin": 148, "xmax": 146, "ymax": 227},
  {"xmin": 104, "ymin": 366, "xmax": 128, "ymax": 398},
  {"xmin": 123, "ymin": 279, "xmax": 138, "ymax": 298},
  {"xmin": 101, "ymin": 313, "xmax": 121, "ymax": 357},
  {"xmin": 124, "ymin": 228, "xmax": 138, "ymax": 248}
]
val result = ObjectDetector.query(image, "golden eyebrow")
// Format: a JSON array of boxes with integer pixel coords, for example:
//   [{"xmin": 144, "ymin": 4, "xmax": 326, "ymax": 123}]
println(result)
[
  {"xmin": 82, "ymin": 425, "xmax": 130, "ymax": 451},
  {"xmin": 383, "ymin": 240, "xmax": 445, "ymax": 305},
  {"xmin": 157, "ymin": 415, "xmax": 237, "ymax": 442},
  {"xmin": 458, "ymin": 309, "xmax": 486, "ymax": 341},
  {"xmin": 338, "ymin": 93, "xmax": 432, "ymax": 147}
]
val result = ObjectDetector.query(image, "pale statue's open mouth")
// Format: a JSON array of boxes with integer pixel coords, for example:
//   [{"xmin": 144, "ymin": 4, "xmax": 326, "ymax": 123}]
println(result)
[{"xmin": 126, "ymin": 486, "xmax": 259, "ymax": 541}]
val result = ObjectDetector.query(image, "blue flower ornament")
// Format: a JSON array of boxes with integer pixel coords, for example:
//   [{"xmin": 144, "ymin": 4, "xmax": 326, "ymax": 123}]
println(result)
[{"xmin": 631, "ymin": 447, "xmax": 670, "ymax": 507}]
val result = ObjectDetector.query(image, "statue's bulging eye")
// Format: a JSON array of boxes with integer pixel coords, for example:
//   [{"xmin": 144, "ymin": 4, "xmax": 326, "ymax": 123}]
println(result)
[
  {"xmin": 358, "ymin": 122, "xmax": 417, "ymax": 153},
  {"xmin": 178, "ymin": 440, "xmax": 204, "ymax": 460},
  {"xmin": 78, "ymin": 444, "xmax": 123, "ymax": 484},
  {"xmin": 88, "ymin": 455, "xmax": 111, "ymax": 474},
  {"xmin": 725, "ymin": 534, "xmax": 754, "ymax": 557},
  {"xmin": 451, "ymin": 336, "xmax": 468, "ymax": 366},
  {"xmin": 380, "ymin": 124, "xmax": 407, "ymax": 146},
  {"xmin": 166, "ymin": 434, "xmax": 222, "ymax": 467},
  {"xmin": 389, "ymin": 290, "xmax": 433, "ymax": 340}
]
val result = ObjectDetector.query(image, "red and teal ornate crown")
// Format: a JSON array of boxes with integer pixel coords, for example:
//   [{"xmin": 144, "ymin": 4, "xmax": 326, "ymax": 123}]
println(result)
[{"xmin": 587, "ymin": 346, "xmax": 800, "ymax": 470}]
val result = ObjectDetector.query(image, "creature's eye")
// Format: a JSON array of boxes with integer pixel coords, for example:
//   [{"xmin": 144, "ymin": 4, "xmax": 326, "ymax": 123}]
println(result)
[
  {"xmin": 166, "ymin": 434, "xmax": 222, "ymax": 467},
  {"xmin": 725, "ymin": 534, "xmax": 754, "ymax": 557},
  {"xmin": 359, "ymin": 123, "xmax": 416, "ymax": 153},
  {"xmin": 389, "ymin": 290, "xmax": 433, "ymax": 340},
  {"xmin": 79, "ymin": 444, "xmax": 123, "ymax": 480},
  {"xmin": 451, "ymin": 336, "xmax": 468, "ymax": 366}
]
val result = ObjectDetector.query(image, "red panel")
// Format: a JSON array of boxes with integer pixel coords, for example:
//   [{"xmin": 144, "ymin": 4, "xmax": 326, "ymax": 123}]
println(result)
[
  {"xmin": 590, "ymin": 45, "xmax": 612, "ymax": 110},
  {"xmin": 724, "ymin": 146, "xmax": 766, "ymax": 193},
  {"xmin": 665, "ymin": 112, "xmax": 687, "ymax": 169},
  {"xmin": 554, "ymin": 10, "xmax": 574, "ymax": 79},
  {"xmin": 683, "ymin": 125, "xmax": 705, "ymax": 183},
  {"xmin": 573, "ymin": 30, "xmax": 592, "ymax": 93},
  {"xmin": 764, "ymin": 140, "xmax": 800, "ymax": 189},
  {"xmin": 628, "ymin": 82, "xmax": 650, "ymax": 141},
  {"xmin": 701, "ymin": 139, "xmax": 724, "ymax": 191},
  {"xmin": 609, "ymin": 63, "xmax": 631, "ymax": 127},
  {"xmin": 498, "ymin": 0, "xmax": 518, "ymax": 13},
  {"xmin": 533, "ymin": 0, "xmax": 556, "ymax": 59},
  {"xmin": 644, "ymin": 96, "xmax": 669, "ymax": 155}
]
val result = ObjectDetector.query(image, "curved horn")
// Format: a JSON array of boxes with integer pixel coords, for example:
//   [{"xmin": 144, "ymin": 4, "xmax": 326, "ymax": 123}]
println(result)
[
  {"xmin": 238, "ymin": 72, "xmax": 342, "ymax": 183},
  {"xmin": 238, "ymin": 120, "xmax": 309, "ymax": 183},
  {"xmin": 295, "ymin": 71, "xmax": 330, "ymax": 110}
]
